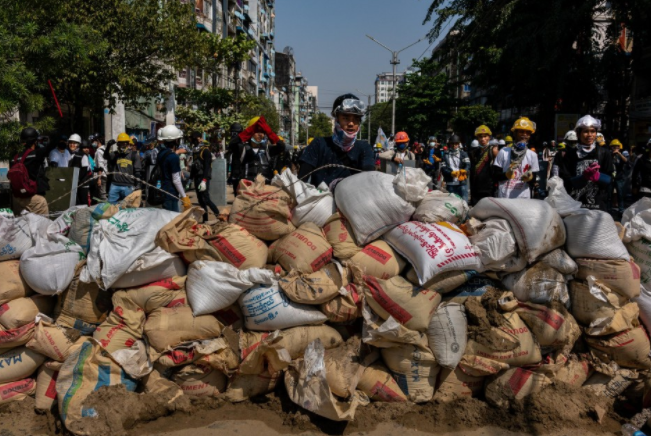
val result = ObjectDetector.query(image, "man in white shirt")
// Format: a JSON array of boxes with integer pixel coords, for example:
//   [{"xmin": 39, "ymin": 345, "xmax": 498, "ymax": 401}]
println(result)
[
  {"xmin": 92, "ymin": 135, "xmax": 108, "ymax": 201},
  {"xmin": 48, "ymin": 136, "xmax": 71, "ymax": 168},
  {"xmin": 492, "ymin": 117, "xmax": 539, "ymax": 199}
]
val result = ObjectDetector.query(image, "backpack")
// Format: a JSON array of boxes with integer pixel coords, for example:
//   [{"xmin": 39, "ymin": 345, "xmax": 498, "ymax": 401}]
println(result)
[
  {"xmin": 190, "ymin": 146, "xmax": 209, "ymax": 178},
  {"xmin": 8, "ymin": 148, "xmax": 38, "ymax": 198},
  {"xmin": 147, "ymin": 149, "xmax": 170, "ymax": 206}
]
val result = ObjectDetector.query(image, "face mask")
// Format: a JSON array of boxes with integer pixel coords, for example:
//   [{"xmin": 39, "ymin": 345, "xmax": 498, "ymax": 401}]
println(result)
[
  {"xmin": 332, "ymin": 121, "xmax": 358, "ymax": 152},
  {"xmin": 514, "ymin": 142, "xmax": 527, "ymax": 151},
  {"xmin": 429, "ymin": 142, "xmax": 435, "ymax": 147},
  {"xmin": 251, "ymin": 137, "xmax": 267, "ymax": 145},
  {"xmin": 397, "ymin": 143, "xmax": 407, "ymax": 151}
]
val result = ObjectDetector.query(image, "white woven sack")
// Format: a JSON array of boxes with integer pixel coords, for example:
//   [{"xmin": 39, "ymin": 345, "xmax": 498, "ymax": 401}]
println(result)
[
  {"xmin": 383, "ymin": 221, "xmax": 481, "ymax": 285},
  {"xmin": 20, "ymin": 236, "xmax": 84, "ymax": 295},
  {"xmin": 272, "ymin": 169, "xmax": 334, "ymax": 228},
  {"xmin": 564, "ymin": 210, "xmax": 629, "ymax": 261},
  {"xmin": 0, "ymin": 215, "xmax": 33, "ymax": 261},
  {"xmin": 470, "ymin": 197, "xmax": 566, "ymax": 264},
  {"xmin": 393, "ymin": 167, "xmax": 431, "ymax": 202},
  {"xmin": 413, "ymin": 190, "xmax": 469, "ymax": 224},
  {"xmin": 112, "ymin": 247, "xmax": 187, "ymax": 289},
  {"xmin": 239, "ymin": 281, "xmax": 327, "ymax": 331},
  {"xmin": 427, "ymin": 303, "xmax": 467, "ymax": 370},
  {"xmin": 187, "ymin": 261, "xmax": 275, "ymax": 316},
  {"xmin": 335, "ymin": 172, "xmax": 415, "ymax": 246},
  {"xmin": 621, "ymin": 198, "xmax": 651, "ymax": 243},
  {"xmin": 545, "ymin": 176, "xmax": 582, "ymax": 217}
]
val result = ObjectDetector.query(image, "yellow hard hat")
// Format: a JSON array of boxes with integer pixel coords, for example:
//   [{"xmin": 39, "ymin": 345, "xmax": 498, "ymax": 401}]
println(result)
[
  {"xmin": 475, "ymin": 125, "xmax": 492, "ymax": 136},
  {"xmin": 597, "ymin": 133, "xmax": 606, "ymax": 146},
  {"xmin": 610, "ymin": 139, "xmax": 623, "ymax": 148},
  {"xmin": 511, "ymin": 117, "xmax": 536, "ymax": 133},
  {"xmin": 247, "ymin": 117, "xmax": 261, "ymax": 128},
  {"xmin": 557, "ymin": 142, "xmax": 566, "ymax": 150},
  {"xmin": 375, "ymin": 143, "xmax": 383, "ymax": 148},
  {"xmin": 505, "ymin": 135, "xmax": 514, "ymax": 143},
  {"xmin": 117, "ymin": 132, "xmax": 130, "ymax": 143},
  {"xmin": 293, "ymin": 145, "xmax": 298, "ymax": 150},
  {"xmin": 308, "ymin": 137, "xmax": 314, "ymax": 145}
]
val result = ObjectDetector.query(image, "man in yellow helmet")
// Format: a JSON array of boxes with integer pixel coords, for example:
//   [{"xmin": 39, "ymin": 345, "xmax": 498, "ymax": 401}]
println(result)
[
  {"xmin": 106, "ymin": 132, "xmax": 142, "ymax": 204},
  {"xmin": 505, "ymin": 136, "xmax": 514, "ymax": 147},
  {"xmin": 610, "ymin": 139, "xmax": 631, "ymax": 213},
  {"xmin": 469, "ymin": 124, "xmax": 499, "ymax": 205},
  {"xmin": 492, "ymin": 117, "xmax": 539, "ymax": 198}
]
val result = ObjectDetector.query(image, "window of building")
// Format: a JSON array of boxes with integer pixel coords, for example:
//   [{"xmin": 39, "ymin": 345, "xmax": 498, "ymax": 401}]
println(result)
[{"xmin": 463, "ymin": 84, "xmax": 471, "ymax": 93}]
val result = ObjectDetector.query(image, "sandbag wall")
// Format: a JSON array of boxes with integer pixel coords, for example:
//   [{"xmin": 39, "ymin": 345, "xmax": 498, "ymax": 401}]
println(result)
[{"xmin": 2, "ymin": 172, "xmax": 651, "ymax": 433}]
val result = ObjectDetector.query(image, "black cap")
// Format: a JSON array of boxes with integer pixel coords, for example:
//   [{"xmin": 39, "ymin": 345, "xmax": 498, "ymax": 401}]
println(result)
[
  {"xmin": 20, "ymin": 127, "xmax": 39, "ymax": 144},
  {"xmin": 448, "ymin": 134, "xmax": 461, "ymax": 143},
  {"xmin": 230, "ymin": 122, "xmax": 243, "ymax": 133}
]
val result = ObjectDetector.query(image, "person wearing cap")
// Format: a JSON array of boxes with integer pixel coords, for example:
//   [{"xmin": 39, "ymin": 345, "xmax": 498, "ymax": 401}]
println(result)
[
  {"xmin": 610, "ymin": 139, "xmax": 632, "ymax": 212},
  {"xmin": 632, "ymin": 141, "xmax": 651, "ymax": 199},
  {"xmin": 498, "ymin": 139, "xmax": 506, "ymax": 149},
  {"xmin": 552, "ymin": 115, "xmax": 613, "ymax": 210},
  {"xmin": 229, "ymin": 116, "xmax": 287, "ymax": 193},
  {"xmin": 379, "ymin": 131, "xmax": 415, "ymax": 164},
  {"xmin": 492, "ymin": 117, "xmax": 540, "ymax": 199},
  {"xmin": 106, "ymin": 132, "xmax": 142, "ymax": 204},
  {"xmin": 597, "ymin": 133, "xmax": 606, "ymax": 147},
  {"xmin": 441, "ymin": 135, "xmax": 470, "ymax": 201},
  {"xmin": 48, "ymin": 135, "xmax": 72, "ymax": 168},
  {"xmin": 563, "ymin": 130, "xmax": 579, "ymax": 149},
  {"xmin": 66, "ymin": 134, "xmax": 93, "ymax": 205},
  {"xmin": 298, "ymin": 93, "xmax": 374, "ymax": 190},
  {"xmin": 156, "ymin": 125, "xmax": 192, "ymax": 212},
  {"xmin": 469, "ymin": 125, "xmax": 499, "ymax": 205}
]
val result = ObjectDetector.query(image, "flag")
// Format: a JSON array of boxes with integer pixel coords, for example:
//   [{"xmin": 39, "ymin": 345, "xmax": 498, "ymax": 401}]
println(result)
[{"xmin": 375, "ymin": 127, "xmax": 388, "ymax": 150}]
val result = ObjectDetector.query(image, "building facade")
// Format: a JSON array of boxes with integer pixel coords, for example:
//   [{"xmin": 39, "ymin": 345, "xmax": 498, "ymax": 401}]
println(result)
[{"xmin": 375, "ymin": 72, "xmax": 406, "ymax": 103}]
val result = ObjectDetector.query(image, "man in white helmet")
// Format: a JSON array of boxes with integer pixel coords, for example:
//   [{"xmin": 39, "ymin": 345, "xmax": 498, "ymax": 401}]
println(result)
[
  {"xmin": 563, "ymin": 130, "xmax": 578, "ymax": 149},
  {"xmin": 552, "ymin": 115, "xmax": 613, "ymax": 211},
  {"xmin": 156, "ymin": 125, "xmax": 192, "ymax": 212}
]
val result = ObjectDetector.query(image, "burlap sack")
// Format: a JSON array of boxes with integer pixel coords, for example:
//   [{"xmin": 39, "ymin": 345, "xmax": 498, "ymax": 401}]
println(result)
[
  {"xmin": 0, "ymin": 322, "xmax": 34, "ymax": 349},
  {"xmin": 585, "ymin": 326, "xmax": 651, "ymax": 370},
  {"xmin": 515, "ymin": 301, "xmax": 580, "ymax": 351},
  {"xmin": 0, "ymin": 346, "xmax": 45, "ymax": 384},
  {"xmin": 279, "ymin": 262, "xmax": 346, "ymax": 305},
  {"xmin": 365, "ymin": 275, "xmax": 441, "ymax": 331},
  {"xmin": 239, "ymin": 325, "xmax": 343, "ymax": 375},
  {"xmin": 405, "ymin": 268, "xmax": 477, "ymax": 295},
  {"xmin": 381, "ymin": 337, "xmax": 439, "ymax": 403},
  {"xmin": 93, "ymin": 311, "xmax": 140, "ymax": 353},
  {"xmin": 26, "ymin": 319, "xmax": 82, "ymax": 362},
  {"xmin": 269, "ymin": 223, "xmax": 333, "ymax": 274},
  {"xmin": 434, "ymin": 367, "xmax": 484, "ymax": 402},
  {"xmin": 323, "ymin": 213, "xmax": 361, "ymax": 259},
  {"xmin": 458, "ymin": 354, "xmax": 509, "ymax": 377},
  {"xmin": 485, "ymin": 368, "xmax": 551, "ymax": 407},
  {"xmin": 172, "ymin": 364, "xmax": 227, "ymax": 397},
  {"xmin": 0, "ymin": 295, "xmax": 54, "ymax": 330},
  {"xmin": 54, "ymin": 261, "xmax": 112, "ymax": 331},
  {"xmin": 324, "ymin": 337, "xmax": 376, "ymax": 399},
  {"xmin": 570, "ymin": 280, "xmax": 640, "ymax": 336},
  {"xmin": 229, "ymin": 176, "xmax": 295, "ymax": 241},
  {"xmin": 575, "ymin": 258, "xmax": 641, "ymax": 299},
  {"xmin": 224, "ymin": 370, "xmax": 280, "ymax": 402},
  {"xmin": 350, "ymin": 240, "xmax": 406, "ymax": 280},
  {"xmin": 321, "ymin": 283, "xmax": 363, "ymax": 323},
  {"xmin": 0, "ymin": 377, "xmax": 36, "ymax": 405},
  {"xmin": 35, "ymin": 365, "xmax": 58, "ymax": 410},
  {"xmin": 57, "ymin": 340, "xmax": 138, "ymax": 435},
  {"xmin": 357, "ymin": 362, "xmax": 407, "ymax": 402},
  {"xmin": 0, "ymin": 260, "xmax": 32, "ymax": 304},
  {"xmin": 206, "ymin": 223, "xmax": 268, "ymax": 270},
  {"xmin": 144, "ymin": 306, "xmax": 223, "ymax": 352}
]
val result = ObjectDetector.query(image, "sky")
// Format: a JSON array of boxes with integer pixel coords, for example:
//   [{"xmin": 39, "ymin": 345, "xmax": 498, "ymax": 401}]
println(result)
[{"xmin": 274, "ymin": 0, "xmax": 448, "ymax": 114}]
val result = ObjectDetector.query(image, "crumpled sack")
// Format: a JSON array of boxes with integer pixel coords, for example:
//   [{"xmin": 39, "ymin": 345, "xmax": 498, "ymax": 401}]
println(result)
[
  {"xmin": 413, "ymin": 190, "xmax": 469, "ymax": 224},
  {"xmin": 469, "ymin": 218, "xmax": 527, "ymax": 273},
  {"xmin": 271, "ymin": 168, "xmax": 335, "ymax": 228},
  {"xmin": 545, "ymin": 176, "xmax": 582, "ymax": 217},
  {"xmin": 392, "ymin": 167, "xmax": 431, "ymax": 202},
  {"xmin": 622, "ymin": 198, "xmax": 651, "ymax": 243}
]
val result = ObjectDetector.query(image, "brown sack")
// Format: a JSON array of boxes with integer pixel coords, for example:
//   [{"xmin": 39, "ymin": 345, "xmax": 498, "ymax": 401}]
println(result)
[
  {"xmin": 120, "ymin": 276, "xmax": 187, "ymax": 314},
  {"xmin": 570, "ymin": 280, "xmax": 640, "ymax": 336},
  {"xmin": 485, "ymin": 368, "xmax": 551, "ymax": 407},
  {"xmin": 357, "ymin": 362, "xmax": 407, "ymax": 402},
  {"xmin": 229, "ymin": 176, "xmax": 295, "ymax": 241},
  {"xmin": 26, "ymin": 320, "xmax": 82, "ymax": 362},
  {"xmin": 172, "ymin": 364, "xmax": 227, "ymax": 397},
  {"xmin": 405, "ymin": 267, "xmax": 476, "ymax": 295},
  {"xmin": 279, "ymin": 262, "xmax": 346, "ymax": 305},
  {"xmin": 321, "ymin": 283, "xmax": 363, "ymax": 323},
  {"xmin": 0, "ymin": 346, "xmax": 45, "ymax": 384},
  {"xmin": 381, "ymin": 337, "xmax": 439, "ymax": 403},
  {"xmin": 54, "ymin": 261, "xmax": 112, "ymax": 331},
  {"xmin": 365, "ymin": 275, "xmax": 441, "ymax": 331},
  {"xmin": 515, "ymin": 301, "xmax": 580, "ymax": 351},
  {"xmin": 269, "ymin": 223, "xmax": 333, "ymax": 273},
  {"xmin": 323, "ymin": 213, "xmax": 361, "ymax": 259},
  {"xmin": 0, "ymin": 260, "xmax": 32, "ymax": 304},
  {"xmin": 205, "ymin": 223, "xmax": 268, "ymax": 269},
  {"xmin": 0, "ymin": 295, "xmax": 54, "ymax": 330},
  {"xmin": 350, "ymin": 241, "xmax": 406, "ymax": 280},
  {"xmin": 324, "ymin": 336, "xmax": 377, "ymax": 399},
  {"xmin": 0, "ymin": 378, "xmax": 36, "ymax": 405},
  {"xmin": 575, "ymin": 258, "xmax": 641, "ymax": 299},
  {"xmin": 35, "ymin": 365, "xmax": 58, "ymax": 410},
  {"xmin": 144, "ymin": 306, "xmax": 223, "ymax": 352},
  {"xmin": 0, "ymin": 322, "xmax": 34, "ymax": 349},
  {"xmin": 552, "ymin": 358, "xmax": 592, "ymax": 386},
  {"xmin": 434, "ymin": 367, "xmax": 484, "ymax": 402},
  {"xmin": 585, "ymin": 326, "xmax": 651, "ymax": 370},
  {"xmin": 225, "ymin": 370, "xmax": 280, "ymax": 403}
]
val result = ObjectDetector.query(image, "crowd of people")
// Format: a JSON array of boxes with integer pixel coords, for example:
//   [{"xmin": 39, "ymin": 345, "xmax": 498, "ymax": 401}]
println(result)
[{"xmin": 8, "ymin": 93, "xmax": 651, "ymax": 219}]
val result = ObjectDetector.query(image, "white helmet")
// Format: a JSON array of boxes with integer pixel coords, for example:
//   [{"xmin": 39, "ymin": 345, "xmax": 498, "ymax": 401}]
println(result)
[
  {"xmin": 564, "ymin": 130, "xmax": 578, "ymax": 141},
  {"xmin": 574, "ymin": 115, "xmax": 601, "ymax": 132},
  {"xmin": 499, "ymin": 139, "xmax": 506, "ymax": 146},
  {"xmin": 157, "ymin": 125, "xmax": 183, "ymax": 142},
  {"xmin": 471, "ymin": 139, "xmax": 479, "ymax": 148},
  {"xmin": 488, "ymin": 138, "xmax": 499, "ymax": 146},
  {"xmin": 68, "ymin": 133, "xmax": 82, "ymax": 144}
]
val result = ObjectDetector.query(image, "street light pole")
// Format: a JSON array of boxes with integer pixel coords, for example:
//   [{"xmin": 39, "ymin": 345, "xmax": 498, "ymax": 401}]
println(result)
[{"xmin": 366, "ymin": 34, "xmax": 426, "ymax": 137}]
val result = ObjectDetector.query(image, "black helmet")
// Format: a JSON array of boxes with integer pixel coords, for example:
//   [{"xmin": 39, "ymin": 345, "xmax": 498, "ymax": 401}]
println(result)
[
  {"xmin": 230, "ymin": 122, "xmax": 243, "ymax": 133},
  {"xmin": 448, "ymin": 134, "xmax": 462, "ymax": 143},
  {"xmin": 107, "ymin": 139, "xmax": 116, "ymax": 147},
  {"xmin": 332, "ymin": 93, "xmax": 366, "ymax": 117},
  {"xmin": 20, "ymin": 127, "xmax": 39, "ymax": 144}
]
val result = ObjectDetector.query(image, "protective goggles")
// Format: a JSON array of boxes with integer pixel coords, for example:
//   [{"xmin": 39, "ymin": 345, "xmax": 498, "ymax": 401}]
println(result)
[{"xmin": 333, "ymin": 99, "xmax": 367, "ymax": 117}]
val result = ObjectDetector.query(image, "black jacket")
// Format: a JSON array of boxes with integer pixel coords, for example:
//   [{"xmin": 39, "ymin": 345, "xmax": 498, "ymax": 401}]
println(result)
[
  {"xmin": 11, "ymin": 142, "xmax": 57, "ymax": 195},
  {"xmin": 633, "ymin": 155, "xmax": 651, "ymax": 191},
  {"xmin": 229, "ymin": 137, "xmax": 287, "ymax": 185}
]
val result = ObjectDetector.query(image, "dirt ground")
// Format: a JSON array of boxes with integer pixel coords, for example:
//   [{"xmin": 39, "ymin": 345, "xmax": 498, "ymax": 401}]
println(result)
[{"xmin": 0, "ymin": 380, "xmax": 627, "ymax": 436}]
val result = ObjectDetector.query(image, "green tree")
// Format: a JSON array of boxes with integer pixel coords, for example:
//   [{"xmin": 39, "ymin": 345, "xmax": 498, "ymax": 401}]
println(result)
[
  {"xmin": 299, "ymin": 112, "xmax": 333, "ymax": 141},
  {"xmin": 450, "ymin": 105, "xmax": 500, "ymax": 139},
  {"xmin": 395, "ymin": 58, "xmax": 454, "ymax": 141},
  {"xmin": 239, "ymin": 95, "xmax": 281, "ymax": 133},
  {"xmin": 361, "ymin": 101, "xmax": 393, "ymax": 141}
]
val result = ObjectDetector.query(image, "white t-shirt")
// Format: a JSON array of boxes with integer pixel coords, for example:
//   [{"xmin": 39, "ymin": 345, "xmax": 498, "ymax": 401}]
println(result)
[{"xmin": 493, "ymin": 148, "xmax": 539, "ymax": 198}]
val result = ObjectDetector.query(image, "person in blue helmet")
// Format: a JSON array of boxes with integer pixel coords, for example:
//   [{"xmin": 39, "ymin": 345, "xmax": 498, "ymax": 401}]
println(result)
[{"xmin": 298, "ymin": 93, "xmax": 375, "ymax": 190}]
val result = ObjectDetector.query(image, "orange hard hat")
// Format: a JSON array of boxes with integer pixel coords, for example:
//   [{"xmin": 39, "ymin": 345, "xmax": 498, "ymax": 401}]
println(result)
[{"xmin": 395, "ymin": 131, "xmax": 409, "ymax": 143}]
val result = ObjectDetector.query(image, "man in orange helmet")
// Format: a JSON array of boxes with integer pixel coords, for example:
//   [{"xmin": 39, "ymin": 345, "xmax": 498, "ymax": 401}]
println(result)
[{"xmin": 379, "ymin": 131, "xmax": 415, "ymax": 164}]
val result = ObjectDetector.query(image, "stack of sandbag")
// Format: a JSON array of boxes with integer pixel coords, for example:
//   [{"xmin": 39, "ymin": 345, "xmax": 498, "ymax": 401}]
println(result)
[{"xmin": 272, "ymin": 168, "xmax": 335, "ymax": 228}]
